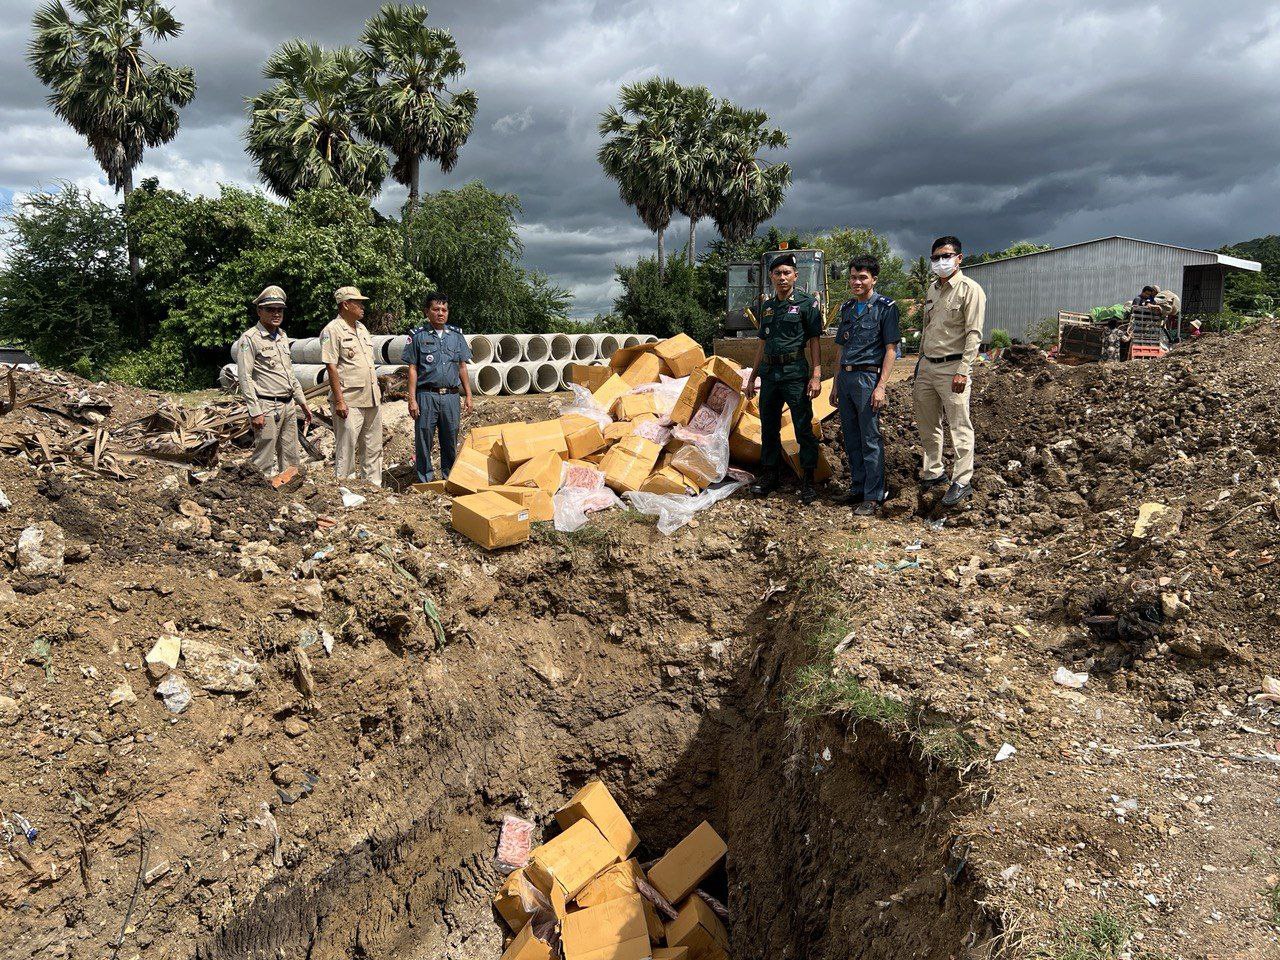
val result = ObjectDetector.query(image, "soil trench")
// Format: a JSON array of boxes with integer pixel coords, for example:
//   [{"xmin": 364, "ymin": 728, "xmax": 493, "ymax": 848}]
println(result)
[{"xmin": 196, "ymin": 575, "xmax": 993, "ymax": 960}]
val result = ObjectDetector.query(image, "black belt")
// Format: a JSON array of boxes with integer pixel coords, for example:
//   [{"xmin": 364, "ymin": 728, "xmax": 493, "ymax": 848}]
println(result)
[
  {"xmin": 841, "ymin": 364, "xmax": 880, "ymax": 373},
  {"xmin": 762, "ymin": 350, "xmax": 805, "ymax": 366},
  {"xmin": 256, "ymin": 393, "xmax": 293, "ymax": 402},
  {"xmin": 924, "ymin": 353, "xmax": 964, "ymax": 363},
  {"xmin": 417, "ymin": 386, "xmax": 459, "ymax": 395}
]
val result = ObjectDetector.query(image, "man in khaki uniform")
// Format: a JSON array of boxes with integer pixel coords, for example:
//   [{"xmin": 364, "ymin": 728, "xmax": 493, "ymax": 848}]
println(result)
[
  {"xmin": 913, "ymin": 235, "xmax": 986, "ymax": 507},
  {"xmin": 235, "ymin": 285, "xmax": 312, "ymax": 476},
  {"xmin": 321, "ymin": 286, "xmax": 383, "ymax": 486}
]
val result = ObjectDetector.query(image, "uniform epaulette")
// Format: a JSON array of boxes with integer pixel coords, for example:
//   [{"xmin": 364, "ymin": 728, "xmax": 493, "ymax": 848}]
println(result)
[
  {"xmin": 878, "ymin": 295, "xmax": 895, "ymax": 306},
  {"xmin": 446, "ymin": 324, "xmax": 460, "ymax": 333}
]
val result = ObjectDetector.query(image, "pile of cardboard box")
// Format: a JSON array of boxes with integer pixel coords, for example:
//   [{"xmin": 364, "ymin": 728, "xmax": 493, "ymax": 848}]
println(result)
[
  {"xmin": 495, "ymin": 780, "xmax": 731, "ymax": 960},
  {"xmin": 418, "ymin": 333, "xmax": 838, "ymax": 549}
]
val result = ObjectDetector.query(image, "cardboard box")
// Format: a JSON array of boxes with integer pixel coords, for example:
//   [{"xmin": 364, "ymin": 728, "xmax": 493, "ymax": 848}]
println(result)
[
  {"xmin": 452, "ymin": 491, "xmax": 531, "ymax": 549},
  {"xmin": 640, "ymin": 467, "xmax": 692, "ymax": 496},
  {"xmin": 671, "ymin": 357, "xmax": 743, "ymax": 427},
  {"xmin": 599, "ymin": 435, "xmax": 661, "ymax": 494},
  {"xmin": 671, "ymin": 446, "xmax": 715, "ymax": 490},
  {"xmin": 467, "ymin": 423, "xmax": 507, "ymax": 456},
  {"xmin": 487, "ymin": 484, "xmax": 555, "ymax": 522},
  {"xmin": 647, "ymin": 821, "xmax": 727, "ymax": 904},
  {"xmin": 502, "ymin": 420, "xmax": 569, "ymax": 466},
  {"xmin": 447, "ymin": 444, "xmax": 511, "ymax": 495},
  {"xmin": 561, "ymin": 894, "xmax": 651, "ymax": 960},
  {"xmin": 569, "ymin": 363, "xmax": 614, "ymax": 392},
  {"xmin": 620, "ymin": 351, "xmax": 663, "ymax": 387},
  {"xmin": 727, "ymin": 410, "xmax": 793, "ymax": 467},
  {"xmin": 408, "ymin": 479, "xmax": 450, "ymax": 495},
  {"xmin": 575, "ymin": 860, "xmax": 665, "ymax": 942},
  {"xmin": 654, "ymin": 334, "xmax": 706, "ymax": 379},
  {"xmin": 603, "ymin": 420, "xmax": 635, "ymax": 442},
  {"xmin": 526, "ymin": 819, "xmax": 621, "ymax": 904},
  {"xmin": 495, "ymin": 868, "xmax": 539, "ymax": 932},
  {"xmin": 507, "ymin": 451, "xmax": 564, "ymax": 495},
  {"xmin": 810, "ymin": 378, "xmax": 837, "ymax": 422},
  {"xmin": 782, "ymin": 436, "xmax": 833, "ymax": 482},
  {"xmin": 556, "ymin": 781, "xmax": 640, "ymax": 859},
  {"xmin": 500, "ymin": 921, "xmax": 554, "ymax": 960},
  {"xmin": 653, "ymin": 950, "xmax": 690, "ymax": 960},
  {"xmin": 608, "ymin": 343, "xmax": 661, "ymax": 374},
  {"xmin": 591, "ymin": 374, "xmax": 631, "ymax": 415},
  {"xmin": 613, "ymin": 391, "xmax": 660, "ymax": 421},
  {"xmin": 561, "ymin": 416, "xmax": 608, "ymax": 460},
  {"xmin": 665, "ymin": 896, "xmax": 729, "ymax": 960}
]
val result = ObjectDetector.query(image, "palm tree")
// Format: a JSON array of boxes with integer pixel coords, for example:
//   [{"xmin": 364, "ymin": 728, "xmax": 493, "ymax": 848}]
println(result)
[
  {"xmin": 671, "ymin": 84, "xmax": 717, "ymax": 267},
  {"xmin": 28, "ymin": 0, "xmax": 196, "ymax": 275},
  {"xmin": 708, "ymin": 104, "xmax": 789, "ymax": 245},
  {"xmin": 245, "ymin": 41, "xmax": 388, "ymax": 200},
  {"xmin": 356, "ymin": 4, "xmax": 478, "ymax": 211},
  {"xmin": 598, "ymin": 78, "xmax": 686, "ymax": 281},
  {"xmin": 906, "ymin": 255, "xmax": 932, "ymax": 329}
]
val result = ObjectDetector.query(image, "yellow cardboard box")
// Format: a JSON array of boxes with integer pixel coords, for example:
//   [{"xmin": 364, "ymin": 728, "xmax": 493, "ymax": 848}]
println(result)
[
  {"xmin": 561, "ymin": 894, "xmax": 651, "ymax": 960},
  {"xmin": 613, "ymin": 391, "xmax": 660, "ymax": 421},
  {"xmin": 570, "ymin": 363, "xmax": 614, "ymax": 392},
  {"xmin": 526, "ymin": 819, "xmax": 621, "ymax": 904},
  {"xmin": 647, "ymin": 821, "xmax": 727, "ymax": 904},
  {"xmin": 555, "ymin": 780, "xmax": 640, "ymax": 858},
  {"xmin": 640, "ymin": 467, "xmax": 691, "ymax": 496},
  {"xmin": 608, "ymin": 342, "xmax": 661, "ymax": 374},
  {"xmin": 653, "ymin": 950, "xmax": 690, "ymax": 960},
  {"xmin": 671, "ymin": 446, "xmax": 715, "ymax": 490},
  {"xmin": 728, "ymin": 410, "xmax": 794, "ymax": 467},
  {"xmin": 494, "ymin": 868, "xmax": 538, "ymax": 932},
  {"xmin": 665, "ymin": 896, "xmax": 729, "ymax": 960},
  {"xmin": 810, "ymin": 378, "xmax": 837, "ymax": 422},
  {"xmin": 671, "ymin": 356, "xmax": 743, "ymax": 427},
  {"xmin": 591, "ymin": 374, "xmax": 631, "ymax": 415},
  {"xmin": 502, "ymin": 420, "xmax": 569, "ymax": 466},
  {"xmin": 408, "ymin": 479, "xmax": 450, "ymax": 495},
  {"xmin": 486, "ymin": 485, "xmax": 554, "ymax": 523},
  {"xmin": 467, "ymin": 423, "xmax": 507, "ymax": 456},
  {"xmin": 620, "ymin": 351, "xmax": 663, "ymax": 387},
  {"xmin": 654, "ymin": 333, "xmax": 706, "ymax": 379},
  {"xmin": 575, "ymin": 860, "xmax": 665, "ymax": 943},
  {"xmin": 451, "ymin": 491, "xmax": 531, "ymax": 549},
  {"xmin": 561, "ymin": 416, "xmax": 608, "ymax": 459},
  {"xmin": 500, "ymin": 922, "xmax": 554, "ymax": 960},
  {"xmin": 507, "ymin": 451, "xmax": 564, "ymax": 495},
  {"xmin": 600, "ymin": 435, "xmax": 662, "ymax": 494},
  {"xmin": 447, "ymin": 444, "xmax": 510, "ymax": 495},
  {"xmin": 782, "ymin": 437, "xmax": 833, "ymax": 482}
]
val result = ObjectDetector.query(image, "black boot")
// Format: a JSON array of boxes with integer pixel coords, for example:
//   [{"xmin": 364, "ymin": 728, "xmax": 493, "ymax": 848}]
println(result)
[
  {"xmin": 751, "ymin": 470, "xmax": 780, "ymax": 497},
  {"xmin": 798, "ymin": 470, "xmax": 818, "ymax": 504}
]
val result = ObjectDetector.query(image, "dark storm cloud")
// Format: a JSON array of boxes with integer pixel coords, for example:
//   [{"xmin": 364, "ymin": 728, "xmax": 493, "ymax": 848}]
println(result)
[{"xmin": 2, "ymin": 0, "xmax": 1278, "ymax": 315}]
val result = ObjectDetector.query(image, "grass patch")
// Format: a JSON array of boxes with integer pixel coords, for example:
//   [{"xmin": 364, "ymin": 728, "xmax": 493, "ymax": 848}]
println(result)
[
  {"xmin": 786, "ymin": 665, "xmax": 908, "ymax": 725},
  {"xmin": 1268, "ymin": 878, "xmax": 1280, "ymax": 925},
  {"xmin": 1032, "ymin": 911, "xmax": 1172, "ymax": 960},
  {"xmin": 535, "ymin": 524, "xmax": 612, "ymax": 551}
]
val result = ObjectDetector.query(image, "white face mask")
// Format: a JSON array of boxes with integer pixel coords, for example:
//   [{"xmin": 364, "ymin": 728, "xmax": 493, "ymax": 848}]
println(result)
[{"xmin": 931, "ymin": 256, "xmax": 958, "ymax": 278}]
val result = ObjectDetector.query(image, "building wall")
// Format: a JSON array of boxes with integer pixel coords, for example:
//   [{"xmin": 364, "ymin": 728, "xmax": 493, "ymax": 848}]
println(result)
[{"xmin": 962, "ymin": 238, "xmax": 1219, "ymax": 341}]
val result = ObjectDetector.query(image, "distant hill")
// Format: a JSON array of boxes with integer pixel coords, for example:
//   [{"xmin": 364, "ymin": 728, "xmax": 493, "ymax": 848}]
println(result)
[{"xmin": 1220, "ymin": 235, "xmax": 1279, "ymax": 314}]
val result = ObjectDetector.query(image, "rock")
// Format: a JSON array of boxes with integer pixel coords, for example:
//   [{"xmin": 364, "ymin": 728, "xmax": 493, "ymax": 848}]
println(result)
[
  {"xmin": 239, "ymin": 555, "xmax": 283, "ymax": 581},
  {"xmin": 283, "ymin": 716, "xmax": 309, "ymax": 737},
  {"xmin": 109, "ymin": 594, "xmax": 132, "ymax": 613},
  {"xmin": 976, "ymin": 567, "xmax": 1014, "ymax": 587},
  {"xmin": 155, "ymin": 674, "xmax": 192, "ymax": 714},
  {"xmin": 294, "ymin": 648, "xmax": 316, "ymax": 698},
  {"xmin": 145, "ymin": 634, "xmax": 182, "ymax": 674},
  {"xmin": 158, "ymin": 475, "xmax": 181, "ymax": 493},
  {"xmin": 181, "ymin": 638, "xmax": 259, "ymax": 694},
  {"xmin": 0, "ymin": 695, "xmax": 20, "ymax": 726},
  {"xmin": 108, "ymin": 683, "xmax": 137, "ymax": 711},
  {"xmin": 65, "ymin": 543, "xmax": 91, "ymax": 563},
  {"xmin": 16, "ymin": 523, "xmax": 65, "ymax": 576},
  {"xmin": 1161, "ymin": 592, "xmax": 1191, "ymax": 620},
  {"xmin": 0, "ymin": 487, "xmax": 10, "ymax": 511},
  {"xmin": 272, "ymin": 763, "xmax": 303, "ymax": 787},
  {"xmin": 178, "ymin": 499, "xmax": 207, "ymax": 518},
  {"xmin": 1132, "ymin": 502, "xmax": 1182, "ymax": 541},
  {"xmin": 0, "ymin": 581, "xmax": 16, "ymax": 607}
]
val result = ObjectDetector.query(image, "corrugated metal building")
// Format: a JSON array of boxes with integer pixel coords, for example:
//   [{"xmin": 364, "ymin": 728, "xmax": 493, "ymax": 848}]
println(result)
[{"xmin": 960, "ymin": 236, "xmax": 1261, "ymax": 341}]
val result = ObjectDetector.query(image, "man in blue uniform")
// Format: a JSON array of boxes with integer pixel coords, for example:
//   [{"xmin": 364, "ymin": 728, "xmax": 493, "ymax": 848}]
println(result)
[
  {"xmin": 830, "ymin": 255, "xmax": 900, "ymax": 516},
  {"xmin": 403, "ymin": 292, "xmax": 473, "ymax": 483},
  {"xmin": 743, "ymin": 252, "xmax": 825, "ymax": 503}
]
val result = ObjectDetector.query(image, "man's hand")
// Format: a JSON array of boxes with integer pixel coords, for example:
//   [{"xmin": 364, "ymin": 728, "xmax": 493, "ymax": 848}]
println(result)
[
  {"xmin": 828, "ymin": 384, "xmax": 839, "ymax": 408},
  {"xmin": 463, "ymin": 395, "xmax": 473, "ymax": 415},
  {"xmin": 871, "ymin": 385, "xmax": 887, "ymax": 411},
  {"xmin": 951, "ymin": 374, "xmax": 968, "ymax": 394},
  {"xmin": 333, "ymin": 400, "xmax": 349, "ymax": 419},
  {"xmin": 744, "ymin": 375, "xmax": 758, "ymax": 400},
  {"xmin": 301, "ymin": 405, "xmax": 313, "ymax": 425},
  {"xmin": 807, "ymin": 375, "xmax": 821, "ymax": 399},
  {"xmin": 408, "ymin": 397, "xmax": 419, "ymax": 419},
  {"xmin": 251, "ymin": 413, "xmax": 265, "ymax": 430}
]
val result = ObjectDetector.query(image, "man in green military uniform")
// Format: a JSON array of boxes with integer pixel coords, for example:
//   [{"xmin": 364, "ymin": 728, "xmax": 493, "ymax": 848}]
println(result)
[{"xmin": 743, "ymin": 252, "xmax": 825, "ymax": 503}]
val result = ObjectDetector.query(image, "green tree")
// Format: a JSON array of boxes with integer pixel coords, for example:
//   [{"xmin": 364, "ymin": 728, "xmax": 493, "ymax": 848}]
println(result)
[
  {"xmin": 709, "ymin": 102, "xmax": 789, "ymax": 244},
  {"xmin": 671, "ymin": 84, "xmax": 717, "ymax": 267},
  {"xmin": 967, "ymin": 240, "xmax": 1050, "ymax": 265},
  {"xmin": 0, "ymin": 185, "xmax": 133, "ymax": 367},
  {"xmin": 1221, "ymin": 235, "xmax": 1280, "ymax": 314},
  {"xmin": 356, "ymin": 4, "xmax": 478, "ymax": 210},
  {"xmin": 613, "ymin": 254, "xmax": 717, "ymax": 346},
  {"xmin": 406, "ymin": 181, "xmax": 571, "ymax": 332},
  {"xmin": 807, "ymin": 227, "xmax": 908, "ymax": 317},
  {"xmin": 599, "ymin": 78, "xmax": 686, "ymax": 280},
  {"xmin": 28, "ymin": 0, "xmax": 195, "ymax": 278},
  {"xmin": 245, "ymin": 41, "xmax": 387, "ymax": 199}
]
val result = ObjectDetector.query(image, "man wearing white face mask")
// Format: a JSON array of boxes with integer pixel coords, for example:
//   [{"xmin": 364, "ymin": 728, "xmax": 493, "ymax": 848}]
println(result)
[{"xmin": 914, "ymin": 235, "xmax": 986, "ymax": 507}]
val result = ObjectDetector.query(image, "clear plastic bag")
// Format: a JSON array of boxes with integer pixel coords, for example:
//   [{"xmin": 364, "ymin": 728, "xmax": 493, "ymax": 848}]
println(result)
[
  {"xmin": 558, "ymin": 382, "xmax": 613, "ymax": 430},
  {"xmin": 624, "ymin": 476, "xmax": 748, "ymax": 535},
  {"xmin": 553, "ymin": 463, "xmax": 623, "ymax": 531},
  {"xmin": 625, "ymin": 379, "xmax": 684, "ymax": 418},
  {"xmin": 671, "ymin": 392, "xmax": 740, "ymax": 488}
]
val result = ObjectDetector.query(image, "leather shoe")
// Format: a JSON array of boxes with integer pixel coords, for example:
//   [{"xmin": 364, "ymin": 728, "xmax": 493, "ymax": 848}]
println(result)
[
  {"xmin": 852, "ymin": 500, "xmax": 880, "ymax": 517},
  {"xmin": 941, "ymin": 482, "xmax": 972, "ymax": 507},
  {"xmin": 797, "ymin": 470, "xmax": 818, "ymax": 505},
  {"xmin": 834, "ymin": 488, "xmax": 863, "ymax": 506},
  {"xmin": 751, "ymin": 471, "xmax": 780, "ymax": 497},
  {"xmin": 920, "ymin": 475, "xmax": 947, "ymax": 490}
]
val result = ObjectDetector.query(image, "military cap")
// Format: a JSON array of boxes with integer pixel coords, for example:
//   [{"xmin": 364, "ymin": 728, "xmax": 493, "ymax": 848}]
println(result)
[
  {"xmin": 769, "ymin": 253, "xmax": 797, "ymax": 272},
  {"xmin": 254, "ymin": 285, "xmax": 287, "ymax": 306},
  {"xmin": 334, "ymin": 285, "xmax": 370, "ymax": 304}
]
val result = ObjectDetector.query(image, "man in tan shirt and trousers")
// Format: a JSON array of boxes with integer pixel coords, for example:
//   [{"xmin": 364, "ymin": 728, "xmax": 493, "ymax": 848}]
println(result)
[
  {"xmin": 321, "ymin": 286, "xmax": 383, "ymax": 487},
  {"xmin": 914, "ymin": 235, "xmax": 986, "ymax": 507},
  {"xmin": 235, "ymin": 285, "xmax": 312, "ymax": 476}
]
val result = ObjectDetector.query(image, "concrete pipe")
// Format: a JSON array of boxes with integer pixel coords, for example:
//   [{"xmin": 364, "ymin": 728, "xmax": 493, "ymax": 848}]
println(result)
[
  {"xmin": 531, "ymin": 361, "xmax": 563, "ymax": 394},
  {"xmin": 291, "ymin": 364, "xmax": 329, "ymax": 390},
  {"xmin": 289, "ymin": 337, "xmax": 325, "ymax": 365},
  {"xmin": 494, "ymin": 334, "xmax": 522, "ymax": 363},
  {"xmin": 218, "ymin": 364, "xmax": 238, "ymax": 391},
  {"xmin": 547, "ymin": 333, "xmax": 573, "ymax": 361},
  {"xmin": 466, "ymin": 334, "xmax": 495, "ymax": 365},
  {"xmin": 640, "ymin": 335, "xmax": 659, "ymax": 344},
  {"xmin": 470, "ymin": 364, "xmax": 504, "ymax": 396},
  {"xmin": 622, "ymin": 335, "xmax": 642, "ymax": 349},
  {"xmin": 590, "ymin": 333, "xmax": 622, "ymax": 362},
  {"xmin": 375, "ymin": 335, "xmax": 410, "ymax": 365},
  {"xmin": 516, "ymin": 334, "xmax": 551, "ymax": 363},
  {"xmin": 374, "ymin": 364, "xmax": 404, "ymax": 377},
  {"xmin": 572, "ymin": 334, "xmax": 597, "ymax": 361},
  {"xmin": 550, "ymin": 360, "xmax": 576, "ymax": 391},
  {"xmin": 501, "ymin": 362, "xmax": 532, "ymax": 396}
]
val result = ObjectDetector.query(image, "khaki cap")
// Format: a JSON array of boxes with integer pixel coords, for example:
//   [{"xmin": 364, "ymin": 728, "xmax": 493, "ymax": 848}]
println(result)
[
  {"xmin": 254, "ymin": 285, "xmax": 287, "ymax": 306},
  {"xmin": 334, "ymin": 285, "xmax": 370, "ymax": 304}
]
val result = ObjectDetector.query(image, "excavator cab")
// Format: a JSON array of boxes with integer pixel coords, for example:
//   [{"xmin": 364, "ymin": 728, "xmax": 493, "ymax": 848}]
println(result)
[{"xmin": 721, "ymin": 248, "xmax": 827, "ymax": 338}]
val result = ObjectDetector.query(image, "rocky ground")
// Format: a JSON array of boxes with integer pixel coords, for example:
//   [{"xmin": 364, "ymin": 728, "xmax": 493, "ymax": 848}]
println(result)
[{"xmin": 1, "ymin": 324, "xmax": 1278, "ymax": 960}]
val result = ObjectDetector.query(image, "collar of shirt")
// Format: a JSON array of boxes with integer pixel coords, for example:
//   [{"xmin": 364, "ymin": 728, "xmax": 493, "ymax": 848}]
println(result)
[
  {"xmin": 255, "ymin": 323, "xmax": 281, "ymax": 341},
  {"xmin": 934, "ymin": 268, "xmax": 964, "ymax": 291}
]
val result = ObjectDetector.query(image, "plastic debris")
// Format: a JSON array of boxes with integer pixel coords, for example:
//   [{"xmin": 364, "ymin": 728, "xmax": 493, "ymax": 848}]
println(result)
[
  {"xmin": 495, "ymin": 814, "xmax": 536, "ymax": 874},
  {"xmin": 994, "ymin": 743, "xmax": 1017, "ymax": 763},
  {"xmin": 1053, "ymin": 666, "xmax": 1089, "ymax": 689},
  {"xmin": 339, "ymin": 487, "xmax": 366, "ymax": 509},
  {"xmin": 155, "ymin": 674, "xmax": 192, "ymax": 714},
  {"xmin": 625, "ymin": 477, "xmax": 748, "ymax": 536},
  {"xmin": 1257, "ymin": 676, "xmax": 1280, "ymax": 705}
]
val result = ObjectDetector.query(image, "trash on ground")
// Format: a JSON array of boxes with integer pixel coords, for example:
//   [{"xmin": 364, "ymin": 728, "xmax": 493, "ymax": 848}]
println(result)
[{"xmin": 1053, "ymin": 666, "xmax": 1089, "ymax": 689}]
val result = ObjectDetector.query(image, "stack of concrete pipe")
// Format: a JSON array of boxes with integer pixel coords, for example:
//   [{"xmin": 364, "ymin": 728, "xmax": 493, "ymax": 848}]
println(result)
[{"xmin": 223, "ymin": 331, "xmax": 656, "ymax": 397}]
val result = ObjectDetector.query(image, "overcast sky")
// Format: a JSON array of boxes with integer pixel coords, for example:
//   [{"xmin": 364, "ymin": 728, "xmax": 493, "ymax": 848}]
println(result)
[{"xmin": 2, "ymin": 0, "xmax": 1278, "ymax": 317}]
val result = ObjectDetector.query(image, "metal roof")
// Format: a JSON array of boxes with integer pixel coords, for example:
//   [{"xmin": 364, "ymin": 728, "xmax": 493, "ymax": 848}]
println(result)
[{"xmin": 964, "ymin": 236, "xmax": 1261, "ymax": 272}]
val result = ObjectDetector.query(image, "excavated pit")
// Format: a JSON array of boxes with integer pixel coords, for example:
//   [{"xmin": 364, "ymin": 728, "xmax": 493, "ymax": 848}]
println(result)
[{"xmin": 195, "ymin": 566, "xmax": 995, "ymax": 960}]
